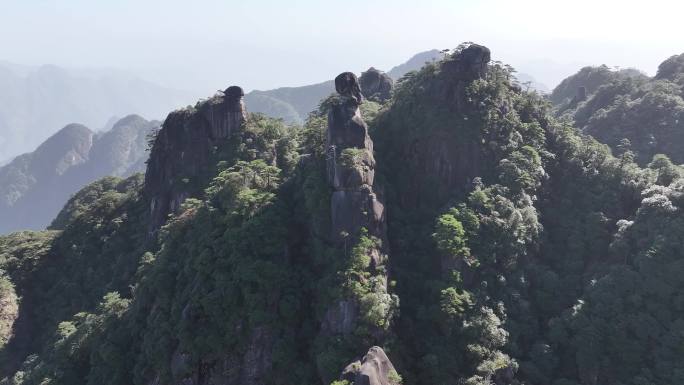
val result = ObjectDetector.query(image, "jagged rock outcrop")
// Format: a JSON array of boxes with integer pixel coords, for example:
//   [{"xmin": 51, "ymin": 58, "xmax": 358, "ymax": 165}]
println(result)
[
  {"xmin": 359, "ymin": 68, "xmax": 393, "ymax": 102},
  {"xmin": 144, "ymin": 87, "xmax": 247, "ymax": 232},
  {"xmin": 320, "ymin": 73, "xmax": 395, "ymax": 382},
  {"xmin": 442, "ymin": 43, "xmax": 491, "ymax": 80},
  {"xmin": 340, "ymin": 347, "xmax": 401, "ymax": 385}
]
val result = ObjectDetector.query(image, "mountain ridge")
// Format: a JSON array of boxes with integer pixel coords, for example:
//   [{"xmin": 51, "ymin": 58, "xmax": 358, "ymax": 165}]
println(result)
[
  {"xmin": 0, "ymin": 115, "xmax": 159, "ymax": 234},
  {"xmin": 0, "ymin": 62, "xmax": 192, "ymax": 161}
]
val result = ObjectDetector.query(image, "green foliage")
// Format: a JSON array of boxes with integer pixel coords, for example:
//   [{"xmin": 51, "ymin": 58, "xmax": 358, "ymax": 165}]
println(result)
[
  {"xmin": 433, "ymin": 212, "xmax": 468, "ymax": 257},
  {"xmin": 648, "ymin": 153, "xmax": 681, "ymax": 186},
  {"xmin": 338, "ymin": 148, "xmax": 366, "ymax": 169},
  {"xmin": 341, "ymin": 230, "xmax": 398, "ymax": 334},
  {"xmin": 387, "ymin": 369, "xmax": 402, "ymax": 384}
]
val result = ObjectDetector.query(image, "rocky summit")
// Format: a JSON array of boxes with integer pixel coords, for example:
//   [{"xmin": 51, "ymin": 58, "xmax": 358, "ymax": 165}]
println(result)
[
  {"xmin": 359, "ymin": 68, "xmax": 393, "ymax": 102},
  {"xmin": 144, "ymin": 86, "xmax": 247, "ymax": 232}
]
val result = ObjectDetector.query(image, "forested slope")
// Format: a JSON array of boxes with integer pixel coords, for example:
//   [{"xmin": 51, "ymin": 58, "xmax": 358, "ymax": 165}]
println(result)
[{"xmin": 551, "ymin": 54, "xmax": 684, "ymax": 165}]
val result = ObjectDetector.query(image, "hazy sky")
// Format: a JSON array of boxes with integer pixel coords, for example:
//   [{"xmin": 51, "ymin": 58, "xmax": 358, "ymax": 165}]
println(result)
[{"xmin": 1, "ymin": 0, "xmax": 682, "ymax": 94}]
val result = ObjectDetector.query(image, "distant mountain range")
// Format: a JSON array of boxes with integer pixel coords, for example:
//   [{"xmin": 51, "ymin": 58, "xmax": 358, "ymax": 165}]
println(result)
[
  {"xmin": 244, "ymin": 50, "xmax": 446, "ymax": 124},
  {"xmin": 243, "ymin": 50, "xmax": 549, "ymax": 124},
  {"xmin": 0, "ymin": 115, "xmax": 159, "ymax": 234},
  {"xmin": 0, "ymin": 62, "xmax": 193, "ymax": 161}
]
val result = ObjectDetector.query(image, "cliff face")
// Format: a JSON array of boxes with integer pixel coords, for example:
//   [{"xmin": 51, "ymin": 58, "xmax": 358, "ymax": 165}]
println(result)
[{"xmin": 144, "ymin": 87, "xmax": 246, "ymax": 232}]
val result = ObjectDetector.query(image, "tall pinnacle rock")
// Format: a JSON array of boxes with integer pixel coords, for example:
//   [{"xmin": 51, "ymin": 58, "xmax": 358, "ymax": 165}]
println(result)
[
  {"xmin": 144, "ymin": 86, "xmax": 247, "ymax": 233},
  {"xmin": 326, "ymin": 72, "xmax": 386, "ymax": 243},
  {"xmin": 319, "ymin": 72, "xmax": 397, "ymax": 382}
]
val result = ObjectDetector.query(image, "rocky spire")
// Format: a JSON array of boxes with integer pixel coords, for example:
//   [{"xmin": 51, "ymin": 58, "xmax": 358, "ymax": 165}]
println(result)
[
  {"xmin": 203, "ymin": 86, "xmax": 247, "ymax": 139},
  {"xmin": 326, "ymin": 72, "xmax": 385, "ymax": 242},
  {"xmin": 319, "ymin": 72, "xmax": 396, "ymax": 381},
  {"xmin": 144, "ymin": 86, "xmax": 247, "ymax": 233},
  {"xmin": 339, "ymin": 347, "xmax": 401, "ymax": 385}
]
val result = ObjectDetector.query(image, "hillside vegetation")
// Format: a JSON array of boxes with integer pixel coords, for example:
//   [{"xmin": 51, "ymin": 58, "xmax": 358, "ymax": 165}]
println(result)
[{"xmin": 551, "ymin": 53, "xmax": 684, "ymax": 165}]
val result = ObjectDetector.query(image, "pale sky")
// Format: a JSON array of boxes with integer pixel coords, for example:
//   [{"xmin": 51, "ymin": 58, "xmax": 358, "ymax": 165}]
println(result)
[{"xmin": 1, "ymin": 0, "xmax": 682, "ymax": 94}]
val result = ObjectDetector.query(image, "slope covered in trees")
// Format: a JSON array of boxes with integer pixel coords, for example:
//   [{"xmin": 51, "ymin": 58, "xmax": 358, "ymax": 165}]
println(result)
[
  {"xmin": 551, "ymin": 54, "xmax": 684, "ymax": 165},
  {"xmin": 1, "ymin": 44, "xmax": 684, "ymax": 385}
]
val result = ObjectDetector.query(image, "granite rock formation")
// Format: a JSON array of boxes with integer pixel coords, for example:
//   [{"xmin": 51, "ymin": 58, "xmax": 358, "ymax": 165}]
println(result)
[
  {"xmin": 326, "ymin": 72, "xmax": 386, "ymax": 241},
  {"xmin": 320, "ymin": 72, "xmax": 396, "ymax": 381},
  {"xmin": 340, "ymin": 347, "xmax": 401, "ymax": 385},
  {"xmin": 335, "ymin": 72, "xmax": 364, "ymax": 104},
  {"xmin": 144, "ymin": 87, "xmax": 247, "ymax": 232},
  {"xmin": 359, "ymin": 68, "xmax": 393, "ymax": 102},
  {"xmin": 442, "ymin": 43, "xmax": 491, "ymax": 80}
]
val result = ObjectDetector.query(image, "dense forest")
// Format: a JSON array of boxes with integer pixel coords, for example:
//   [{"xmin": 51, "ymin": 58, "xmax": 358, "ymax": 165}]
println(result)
[{"xmin": 1, "ymin": 43, "xmax": 684, "ymax": 385}]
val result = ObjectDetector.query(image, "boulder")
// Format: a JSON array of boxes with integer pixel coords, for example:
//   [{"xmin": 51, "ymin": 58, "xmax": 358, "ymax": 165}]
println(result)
[
  {"xmin": 340, "ymin": 347, "xmax": 401, "ymax": 385},
  {"xmin": 335, "ymin": 72, "xmax": 364, "ymax": 104},
  {"xmin": 359, "ymin": 68, "xmax": 393, "ymax": 102},
  {"xmin": 443, "ymin": 43, "xmax": 491, "ymax": 80}
]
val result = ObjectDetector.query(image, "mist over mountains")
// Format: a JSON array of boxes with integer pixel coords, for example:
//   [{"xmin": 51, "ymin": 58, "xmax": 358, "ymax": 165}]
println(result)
[
  {"xmin": 0, "ymin": 62, "xmax": 192, "ymax": 161},
  {"xmin": 0, "ymin": 115, "xmax": 159, "ymax": 234}
]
